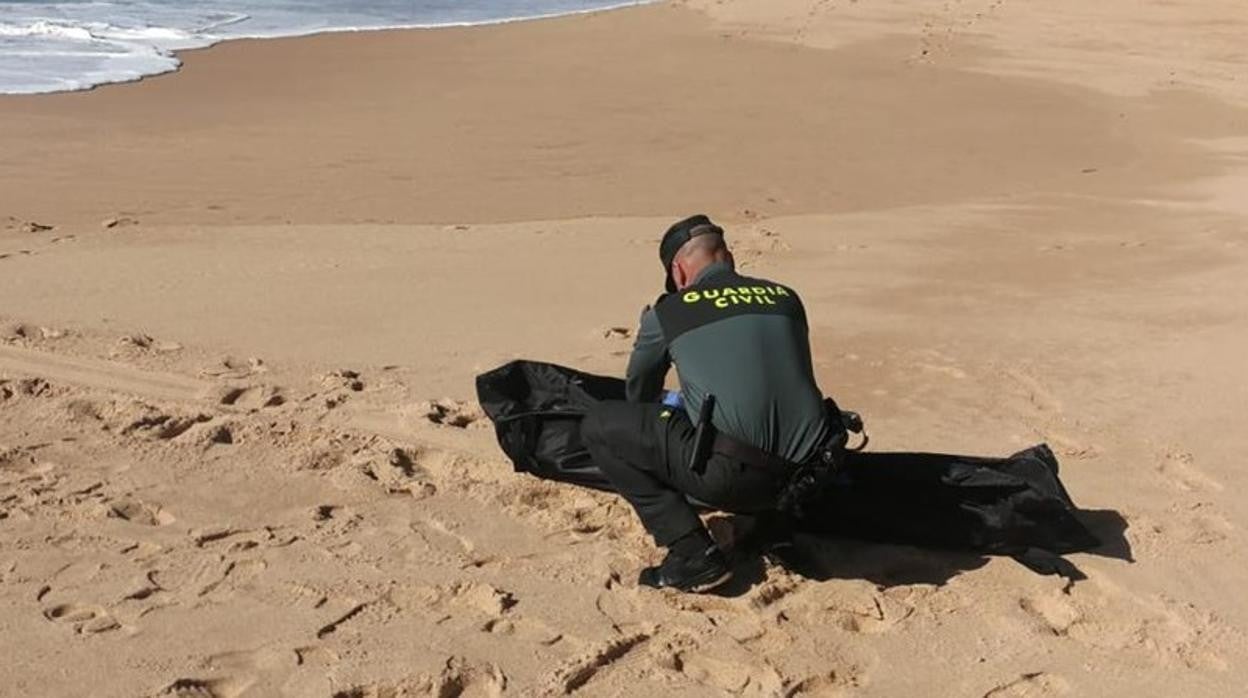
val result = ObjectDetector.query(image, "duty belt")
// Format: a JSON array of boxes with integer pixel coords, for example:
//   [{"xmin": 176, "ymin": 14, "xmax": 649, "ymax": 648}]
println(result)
[
  {"xmin": 706, "ymin": 403, "xmax": 866, "ymax": 471},
  {"xmin": 695, "ymin": 399, "xmax": 868, "ymax": 516},
  {"xmin": 711, "ymin": 431, "xmax": 804, "ymax": 472}
]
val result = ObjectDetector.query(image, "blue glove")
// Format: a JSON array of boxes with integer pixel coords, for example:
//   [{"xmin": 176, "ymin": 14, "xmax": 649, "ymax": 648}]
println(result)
[{"xmin": 661, "ymin": 390, "xmax": 685, "ymax": 410}]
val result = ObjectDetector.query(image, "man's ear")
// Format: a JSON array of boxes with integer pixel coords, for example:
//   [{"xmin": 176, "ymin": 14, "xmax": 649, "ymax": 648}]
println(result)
[{"xmin": 671, "ymin": 260, "xmax": 688, "ymax": 289}]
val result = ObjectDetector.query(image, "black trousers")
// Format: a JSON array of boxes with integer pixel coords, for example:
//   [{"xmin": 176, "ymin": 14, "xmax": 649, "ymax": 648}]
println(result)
[{"xmin": 581, "ymin": 400, "xmax": 785, "ymax": 547}]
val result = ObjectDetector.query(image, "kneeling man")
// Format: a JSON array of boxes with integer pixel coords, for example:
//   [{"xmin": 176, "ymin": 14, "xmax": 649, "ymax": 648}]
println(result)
[{"xmin": 582, "ymin": 214, "xmax": 834, "ymax": 592}]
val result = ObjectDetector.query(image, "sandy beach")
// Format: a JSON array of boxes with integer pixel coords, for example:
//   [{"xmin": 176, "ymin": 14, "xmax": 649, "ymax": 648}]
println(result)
[{"xmin": 2, "ymin": 1, "xmax": 1247, "ymax": 695}]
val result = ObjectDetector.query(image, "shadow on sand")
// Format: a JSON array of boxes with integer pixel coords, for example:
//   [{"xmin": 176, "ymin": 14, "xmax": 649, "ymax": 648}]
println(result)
[{"xmin": 710, "ymin": 507, "xmax": 1133, "ymax": 598}]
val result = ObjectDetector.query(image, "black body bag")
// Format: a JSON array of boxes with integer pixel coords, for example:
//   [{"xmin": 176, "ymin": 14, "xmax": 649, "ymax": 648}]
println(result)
[{"xmin": 475, "ymin": 360, "xmax": 1099, "ymax": 556}]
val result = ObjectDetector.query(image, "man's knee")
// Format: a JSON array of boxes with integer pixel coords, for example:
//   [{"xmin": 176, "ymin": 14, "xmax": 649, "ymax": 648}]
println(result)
[
  {"xmin": 581, "ymin": 401, "xmax": 619, "ymax": 456},
  {"xmin": 583, "ymin": 401, "xmax": 647, "ymax": 472}
]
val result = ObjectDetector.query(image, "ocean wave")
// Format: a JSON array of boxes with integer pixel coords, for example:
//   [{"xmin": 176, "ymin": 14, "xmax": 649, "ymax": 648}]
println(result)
[
  {"xmin": 0, "ymin": 20, "xmax": 96, "ymax": 41},
  {"xmin": 0, "ymin": 1, "xmax": 650, "ymax": 95},
  {"xmin": 0, "ymin": 18, "xmax": 200, "ymax": 47}
]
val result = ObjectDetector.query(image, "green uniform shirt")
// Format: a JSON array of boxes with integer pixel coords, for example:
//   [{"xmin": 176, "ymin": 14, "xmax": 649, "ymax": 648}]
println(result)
[{"xmin": 626, "ymin": 262, "xmax": 831, "ymax": 464}]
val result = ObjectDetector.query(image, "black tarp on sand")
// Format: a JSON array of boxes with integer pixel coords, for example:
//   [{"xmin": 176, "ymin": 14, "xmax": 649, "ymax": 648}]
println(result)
[{"xmin": 476, "ymin": 360, "xmax": 1099, "ymax": 561}]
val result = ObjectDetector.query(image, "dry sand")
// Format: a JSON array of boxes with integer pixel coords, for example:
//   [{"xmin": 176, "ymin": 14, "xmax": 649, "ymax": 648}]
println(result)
[{"xmin": 2, "ymin": 1, "xmax": 1247, "ymax": 696}]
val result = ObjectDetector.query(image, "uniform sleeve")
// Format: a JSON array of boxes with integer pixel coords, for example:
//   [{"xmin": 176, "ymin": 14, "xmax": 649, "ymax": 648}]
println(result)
[
  {"xmin": 625, "ymin": 306, "xmax": 671, "ymax": 403},
  {"xmin": 794, "ymin": 290, "xmax": 810, "ymax": 335}
]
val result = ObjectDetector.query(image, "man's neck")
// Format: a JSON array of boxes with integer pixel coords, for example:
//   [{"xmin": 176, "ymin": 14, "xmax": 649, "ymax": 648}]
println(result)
[{"xmin": 691, "ymin": 261, "xmax": 734, "ymax": 286}]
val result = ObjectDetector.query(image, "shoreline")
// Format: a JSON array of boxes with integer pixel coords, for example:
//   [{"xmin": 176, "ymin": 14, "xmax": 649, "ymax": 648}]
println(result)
[{"xmin": 0, "ymin": 0, "xmax": 657, "ymax": 97}]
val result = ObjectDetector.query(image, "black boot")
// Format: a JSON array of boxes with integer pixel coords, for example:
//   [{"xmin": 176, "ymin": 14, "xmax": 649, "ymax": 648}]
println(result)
[{"xmin": 638, "ymin": 545, "xmax": 732, "ymax": 593}]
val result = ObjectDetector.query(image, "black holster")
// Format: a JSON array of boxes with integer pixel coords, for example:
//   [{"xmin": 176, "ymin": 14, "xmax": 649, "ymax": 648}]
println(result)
[
  {"xmin": 689, "ymin": 395, "xmax": 717, "ymax": 475},
  {"xmin": 775, "ymin": 398, "xmax": 865, "ymax": 516}
]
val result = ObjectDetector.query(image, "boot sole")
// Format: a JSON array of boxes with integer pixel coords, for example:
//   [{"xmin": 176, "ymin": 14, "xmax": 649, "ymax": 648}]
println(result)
[{"xmin": 685, "ymin": 568, "xmax": 734, "ymax": 593}]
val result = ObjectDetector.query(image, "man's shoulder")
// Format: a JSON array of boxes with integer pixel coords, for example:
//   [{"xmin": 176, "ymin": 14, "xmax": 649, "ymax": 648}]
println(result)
[
  {"xmin": 652, "ymin": 293, "xmax": 672, "ymax": 308},
  {"xmin": 633, "ymin": 304, "xmax": 666, "ymax": 342}
]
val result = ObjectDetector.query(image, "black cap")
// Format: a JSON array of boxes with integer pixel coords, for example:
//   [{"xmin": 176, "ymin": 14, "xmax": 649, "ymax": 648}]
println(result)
[{"xmin": 660, "ymin": 214, "xmax": 724, "ymax": 293}]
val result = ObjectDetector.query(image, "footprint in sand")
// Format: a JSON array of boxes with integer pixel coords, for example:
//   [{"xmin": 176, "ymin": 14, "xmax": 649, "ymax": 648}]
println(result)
[
  {"xmin": 1031, "ymin": 572, "xmax": 1231, "ymax": 671},
  {"xmin": 322, "ymin": 369, "xmax": 365, "ymax": 392},
  {"xmin": 190, "ymin": 525, "xmax": 280, "ymax": 551},
  {"xmin": 43, "ymin": 602, "xmax": 122, "ymax": 635},
  {"xmin": 315, "ymin": 596, "xmax": 401, "ymax": 640},
  {"xmin": 435, "ymin": 657, "xmax": 507, "ymax": 697},
  {"xmin": 0, "ymin": 442, "xmax": 35, "ymax": 468},
  {"xmin": 333, "ymin": 658, "xmax": 505, "ymax": 698},
  {"xmin": 331, "ymin": 682, "xmax": 424, "ymax": 698},
  {"xmin": 1132, "ymin": 505, "xmax": 1236, "ymax": 550},
  {"xmin": 676, "ymin": 649, "xmax": 786, "ymax": 695},
  {"xmin": 122, "ymin": 410, "xmax": 213, "ymax": 441},
  {"xmin": 1, "ymin": 323, "xmax": 65, "ymax": 342},
  {"xmin": 102, "ymin": 216, "xmax": 139, "ymax": 230},
  {"xmin": 482, "ymin": 613, "xmax": 564, "ymax": 646},
  {"xmin": 120, "ymin": 572, "xmax": 164, "ymax": 603},
  {"xmin": 0, "ymin": 377, "xmax": 53, "ymax": 399},
  {"xmin": 1180, "ymin": 506, "xmax": 1234, "ymax": 545},
  {"xmin": 200, "ymin": 356, "xmax": 267, "ymax": 381},
  {"xmin": 152, "ymin": 678, "xmax": 238, "ymax": 698},
  {"xmin": 3, "ymin": 217, "xmax": 53, "ymax": 233},
  {"xmin": 112, "ymin": 333, "xmax": 183, "ymax": 355},
  {"xmin": 388, "ymin": 580, "xmax": 519, "ymax": 629},
  {"xmin": 420, "ymin": 399, "xmax": 485, "ymax": 429},
  {"xmin": 109, "ymin": 499, "xmax": 176, "ymax": 526},
  {"xmin": 216, "ymin": 384, "xmax": 285, "ymax": 410},
  {"xmin": 543, "ymin": 632, "xmax": 650, "ymax": 694},
  {"xmin": 323, "ymin": 445, "xmax": 436, "ymax": 498},
  {"xmin": 196, "ymin": 558, "xmax": 269, "ymax": 599},
  {"xmin": 198, "ymin": 647, "xmax": 293, "ymax": 696},
  {"xmin": 455, "ymin": 582, "xmax": 517, "ymax": 620},
  {"xmin": 1157, "ymin": 449, "xmax": 1223, "ymax": 492},
  {"xmin": 983, "ymin": 672, "xmax": 1071, "ymax": 697},
  {"xmin": 831, "ymin": 595, "xmax": 916, "ymax": 635},
  {"xmin": 784, "ymin": 582, "xmax": 916, "ymax": 636},
  {"xmin": 746, "ymin": 576, "xmax": 802, "ymax": 612},
  {"xmin": 500, "ymin": 484, "xmax": 629, "ymax": 542},
  {"xmin": 193, "ymin": 422, "xmax": 236, "ymax": 447},
  {"xmin": 1019, "ymin": 593, "xmax": 1081, "ymax": 636},
  {"xmin": 787, "ymin": 667, "xmax": 868, "ymax": 696},
  {"xmin": 379, "ymin": 447, "xmax": 435, "ymax": 493}
]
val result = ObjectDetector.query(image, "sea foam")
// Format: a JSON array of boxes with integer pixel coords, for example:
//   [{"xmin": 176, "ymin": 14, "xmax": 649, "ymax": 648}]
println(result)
[{"xmin": 0, "ymin": 0, "xmax": 648, "ymax": 95}]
